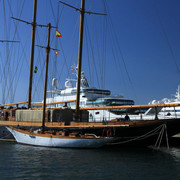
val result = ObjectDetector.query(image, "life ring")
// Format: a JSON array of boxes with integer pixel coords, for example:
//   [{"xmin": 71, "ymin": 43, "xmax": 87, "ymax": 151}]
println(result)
[{"xmin": 106, "ymin": 129, "xmax": 112, "ymax": 137}]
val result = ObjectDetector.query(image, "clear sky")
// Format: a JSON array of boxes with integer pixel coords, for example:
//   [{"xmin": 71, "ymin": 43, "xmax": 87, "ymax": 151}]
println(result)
[{"xmin": 0, "ymin": 0, "xmax": 180, "ymax": 105}]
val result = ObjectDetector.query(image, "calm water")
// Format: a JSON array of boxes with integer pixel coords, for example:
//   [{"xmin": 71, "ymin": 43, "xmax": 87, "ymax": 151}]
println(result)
[{"xmin": 0, "ymin": 141, "xmax": 180, "ymax": 180}]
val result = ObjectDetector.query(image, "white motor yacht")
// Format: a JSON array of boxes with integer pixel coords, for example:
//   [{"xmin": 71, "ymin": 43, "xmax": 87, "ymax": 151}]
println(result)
[
  {"xmin": 149, "ymin": 85, "xmax": 180, "ymax": 118},
  {"xmin": 45, "ymin": 66, "xmax": 135, "ymax": 122}
]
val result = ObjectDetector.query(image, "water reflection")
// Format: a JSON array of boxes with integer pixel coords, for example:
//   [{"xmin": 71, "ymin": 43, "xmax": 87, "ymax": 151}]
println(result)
[{"xmin": 0, "ymin": 142, "xmax": 180, "ymax": 180}]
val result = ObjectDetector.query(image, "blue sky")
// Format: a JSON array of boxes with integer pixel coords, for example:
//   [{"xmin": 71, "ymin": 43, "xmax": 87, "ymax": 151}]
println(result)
[{"xmin": 0, "ymin": 0, "xmax": 180, "ymax": 105}]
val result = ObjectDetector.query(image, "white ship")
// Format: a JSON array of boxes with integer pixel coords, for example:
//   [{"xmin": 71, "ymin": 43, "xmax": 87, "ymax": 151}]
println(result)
[
  {"xmin": 45, "ymin": 66, "xmax": 135, "ymax": 122},
  {"xmin": 149, "ymin": 85, "xmax": 180, "ymax": 118}
]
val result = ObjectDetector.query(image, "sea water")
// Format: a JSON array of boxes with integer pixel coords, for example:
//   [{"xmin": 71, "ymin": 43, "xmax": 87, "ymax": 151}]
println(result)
[{"xmin": 0, "ymin": 141, "xmax": 180, "ymax": 180}]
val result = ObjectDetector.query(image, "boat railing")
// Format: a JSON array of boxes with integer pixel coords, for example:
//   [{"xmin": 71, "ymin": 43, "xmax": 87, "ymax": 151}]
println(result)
[
  {"xmin": 88, "ymin": 112, "xmax": 180, "ymax": 122},
  {"xmin": 0, "ymin": 102, "xmax": 179, "ymax": 122}
]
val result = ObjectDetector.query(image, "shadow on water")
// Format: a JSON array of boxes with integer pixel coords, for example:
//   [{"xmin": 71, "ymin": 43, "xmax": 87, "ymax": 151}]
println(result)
[{"xmin": 0, "ymin": 141, "xmax": 180, "ymax": 180}]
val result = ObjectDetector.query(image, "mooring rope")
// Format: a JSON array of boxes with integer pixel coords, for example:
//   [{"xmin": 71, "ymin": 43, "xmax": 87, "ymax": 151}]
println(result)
[
  {"xmin": 153, "ymin": 124, "xmax": 169, "ymax": 151},
  {"xmin": 108, "ymin": 124, "xmax": 165, "ymax": 145},
  {"xmin": 0, "ymin": 132, "xmax": 13, "ymax": 140}
]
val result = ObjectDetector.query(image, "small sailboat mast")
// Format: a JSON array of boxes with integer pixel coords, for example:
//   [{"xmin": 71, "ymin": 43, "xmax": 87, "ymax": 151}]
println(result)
[
  {"xmin": 28, "ymin": 0, "xmax": 37, "ymax": 109},
  {"xmin": 75, "ymin": 0, "xmax": 85, "ymax": 121}
]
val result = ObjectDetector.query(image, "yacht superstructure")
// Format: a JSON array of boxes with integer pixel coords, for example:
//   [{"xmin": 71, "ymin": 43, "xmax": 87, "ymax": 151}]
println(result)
[
  {"xmin": 149, "ymin": 85, "xmax": 180, "ymax": 117},
  {"xmin": 46, "ymin": 66, "xmax": 134, "ymax": 122}
]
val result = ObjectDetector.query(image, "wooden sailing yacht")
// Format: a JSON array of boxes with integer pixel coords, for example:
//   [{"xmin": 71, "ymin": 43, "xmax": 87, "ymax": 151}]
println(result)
[
  {"xmin": 4, "ymin": 0, "xmax": 180, "ymax": 148},
  {"xmin": 6, "ymin": 0, "xmax": 118, "ymax": 148}
]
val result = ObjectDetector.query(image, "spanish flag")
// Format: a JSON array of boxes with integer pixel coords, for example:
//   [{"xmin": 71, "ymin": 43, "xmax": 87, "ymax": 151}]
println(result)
[
  {"xmin": 56, "ymin": 29, "xmax": 62, "ymax": 37},
  {"xmin": 56, "ymin": 51, "xmax": 59, "ymax": 55}
]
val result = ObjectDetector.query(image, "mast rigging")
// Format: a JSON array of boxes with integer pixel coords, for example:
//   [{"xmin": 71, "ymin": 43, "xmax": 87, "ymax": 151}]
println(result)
[{"xmin": 59, "ymin": 0, "xmax": 106, "ymax": 121}]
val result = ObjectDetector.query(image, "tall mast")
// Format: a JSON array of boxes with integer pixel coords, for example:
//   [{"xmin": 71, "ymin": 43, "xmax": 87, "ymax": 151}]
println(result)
[
  {"xmin": 75, "ymin": 0, "xmax": 85, "ymax": 121},
  {"xmin": 41, "ymin": 23, "xmax": 51, "ymax": 133},
  {"xmin": 28, "ymin": 0, "xmax": 37, "ymax": 108},
  {"xmin": 58, "ymin": 0, "xmax": 105, "ymax": 121}
]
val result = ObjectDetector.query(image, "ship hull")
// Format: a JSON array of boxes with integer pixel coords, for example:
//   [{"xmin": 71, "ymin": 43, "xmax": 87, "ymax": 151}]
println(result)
[
  {"xmin": 66, "ymin": 119, "xmax": 180, "ymax": 146},
  {"xmin": 6, "ymin": 127, "xmax": 117, "ymax": 148},
  {"xmin": 2, "ymin": 118, "xmax": 180, "ymax": 147}
]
